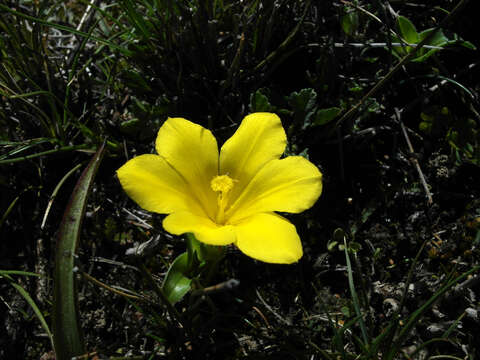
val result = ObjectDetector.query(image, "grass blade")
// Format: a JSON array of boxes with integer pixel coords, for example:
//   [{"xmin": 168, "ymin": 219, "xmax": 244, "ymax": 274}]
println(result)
[
  {"xmin": 386, "ymin": 265, "xmax": 480, "ymax": 358},
  {"xmin": 52, "ymin": 142, "xmax": 106, "ymax": 359},
  {"xmin": 0, "ymin": 144, "xmax": 90, "ymax": 164},
  {"xmin": 0, "ymin": 4, "xmax": 132, "ymax": 55},
  {"xmin": 41, "ymin": 163, "xmax": 84, "ymax": 229},
  {"xmin": 343, "ymin": 238, "xmax": 370, "ymax": 347},
  {"xmin": 0, "ymin": 273, "xmax": 54, "ymax": 350},
  {"xmin": 0, "ymin": 195, "xmax": 20, "ymax": 231}
]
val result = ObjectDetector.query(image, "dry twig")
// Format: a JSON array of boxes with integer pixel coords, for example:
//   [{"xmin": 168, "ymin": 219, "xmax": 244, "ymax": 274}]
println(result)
[{"xmin": 395, "ymin": 108, "xmax": 433, "ymax": 205}]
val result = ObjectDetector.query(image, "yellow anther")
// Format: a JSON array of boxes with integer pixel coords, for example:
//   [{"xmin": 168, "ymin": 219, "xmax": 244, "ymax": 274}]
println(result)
[
  {"xmin": 210, "ymin": 175, "xmax": 235, "ymax": 194},
  {"xmin": 210, "ymin": 175, "xmax": 236, "ymax": 224}
]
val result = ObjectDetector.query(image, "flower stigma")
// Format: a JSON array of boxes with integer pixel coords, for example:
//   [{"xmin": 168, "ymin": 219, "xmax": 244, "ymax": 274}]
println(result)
[{"xmin": 210, "ymin": 175, "xmax": 236, "ymax": 224}]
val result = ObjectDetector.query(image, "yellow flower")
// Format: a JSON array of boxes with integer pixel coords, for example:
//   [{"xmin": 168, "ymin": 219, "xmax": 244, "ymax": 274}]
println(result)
[{"xmin": 117, "ymin": 113, "xmax": 322, "ymax": 264}]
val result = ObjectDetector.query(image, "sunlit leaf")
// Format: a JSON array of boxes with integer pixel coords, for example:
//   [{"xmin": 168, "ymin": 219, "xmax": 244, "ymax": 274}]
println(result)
[
  {"xmin": 397, "ymin": 16, "xmax": 419, "ymax": 44},
  {"xmin": 162, "ymin": 252, "xmax": 193, "ymax": 305}
]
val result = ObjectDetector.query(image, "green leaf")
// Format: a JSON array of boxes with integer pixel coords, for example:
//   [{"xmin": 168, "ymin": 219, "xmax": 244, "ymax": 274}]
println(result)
[
  {"xmin": 344, "ymin": 238, "xmax": 370, "ymax": 346},
  {"xmin": 0, "ymin": 195, "xmax": 19, "ymax": 231},
  {"xmin": 327, "ymin": 240, "xmax": 338, "ymax": 252},
  {"xmin": 349, "ymin": 241, "xmax": 362, "ymax": 253},
  {"xmin": 419, "ymin": 112, "xmax": 433, "ymax": 134},
  {"xmin": 411, "ymin": 28, "xmax": 447, "ymax": 62},
  {"xmin": 333, "ymin": 228, "xmax": 346, "ymax": 243},
  {"xmin": 397, "ymin": 16, "xmax": 419, "ymax": 44},
  {"xmin": 52, "ymin": 142, "xmax": 106, "ymax": 359},
  {"xmin": 288, "ymin": 88, "xmax": 317, "ymax": 114},
  {"xmin": 0, "ymin": 271, "xmax": 53, "ymax": 350},
  {"xmin": 41, "ymin": 163, "xmax": 84, "ymax": 230},
  {"xmin": 313, "ymin": 107, "xmax": 341, "ymax": 126},
  {"xmin": 186, "ymin": 232, "xmax": 203, "ymax": 270},
  {"xmin": 162, "ymin": 252, "xmax": 193, "ymax": 305},
  {"xmin": 459, "ymin": 40, "xmax": 476, "ymax": 50},
  {"xmin": 249, "ymin": 88, "xmax": 276, "ymax": 112},
  {"xmin": 122, "ymin": 70, "xmax": 152, "ymax": 92},
  {"xmin": 0, "ymin": 270, "xmax": 41, "ymax": 277},
  {"xmin": 120, "ymin": 118, "xmax": 142, "ymax": 135},
  {"xmin": 386, "ymin": 265, "xmax": 480, "ymax": 358},
  {"xmin": 419, "ymin": 28, "xmax": 448, "ymax": 47},
  {"xmin": 287, "ymin": 88, "xmax": 317, "ymax": 128},
  {"xmin": 413, "ymin": 29, "xmax": 476, "ymax": 62},
  {"xmin": 0, "ymin": 4, "xmax": 132, "ymax": 56},
  {"xmin": 341, "ymin": 10, "xmax": 359, "ymax": 37},
  {"xmin": 340, "ymin": 306, "xmax": 351, "ymax": 318}
]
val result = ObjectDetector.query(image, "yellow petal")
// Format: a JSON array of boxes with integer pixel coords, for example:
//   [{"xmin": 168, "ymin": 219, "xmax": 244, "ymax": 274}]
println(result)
[
  {"xmin": 156, "ymin": 117, "xmax": 219, "ymax": 219},
  {"xmin": 227, "ymin": 156, "xmax": 322, "ymax": 223},
  {"xmin": 235, "ymin": 213, "xmax": 302, "ymax": 264},
  {"xmin": 219, "ymin": 113, "xmax": 286, "ymax": 201},
  {"xmin": 117, "ymin": 154, "xmax": 204, "ymax": 215},
  {"xmin": 163, "ymin": 211, "xmax": 236, "ymax": 246}
]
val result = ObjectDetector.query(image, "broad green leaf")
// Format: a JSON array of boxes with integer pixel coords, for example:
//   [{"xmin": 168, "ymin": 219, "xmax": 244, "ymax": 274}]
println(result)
[
  {"xmin": 412, "ymin": 28, "xmax": 447, "ymax": 62},
  {"xmin": 249, "ymin": 89, "xmax": 276, "ymax": 112},
  {"xmin": 419, "ymin": 28, "xmax": 448, "ymax": 47},
  {"xmin": 340, "ymin": 306, "xmax": 351, "ymax": 317},
  {"xmin": 162, "ymin": 252, "xmax": 193, "ymax": 305},
  {"xmin": 287, "ymin": 88, "xmax": 317, "ymax": 128},
  {"xmin": 349, "ymin": 241, "xmax": 362, "ymax": 253},
  {"xmin": 53, "ymin": 142, "xmax": 105, "ymax": 360},
  {"xmin": 390, "ymin": 24, "xmax": 475, "ymax": 63},
  {"xmin": 288, "ymin": 88, "xmax": 317, "ymax": 114},
  {"xmin": 313, "ymin": 107, "xmax": 341, "ymax": 126},
  {"xmin": 397, "ymin": 16, "xmax": 419, "ymax": 44},
  {"xmin": 413, "ymin": 29, "xmax": 476, "ymax": 62},
  {"xmin": 341, "ymin": 10, "xmax": 359, "ymax": 37}
]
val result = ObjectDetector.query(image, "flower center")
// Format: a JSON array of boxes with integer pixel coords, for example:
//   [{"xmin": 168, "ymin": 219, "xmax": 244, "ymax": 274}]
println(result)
[{"xmin": 210, "ymin": 175, "xmax": 235, "ymax": 224}]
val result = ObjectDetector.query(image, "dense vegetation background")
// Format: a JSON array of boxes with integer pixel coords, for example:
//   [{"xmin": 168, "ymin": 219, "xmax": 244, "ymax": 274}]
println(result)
[{"xmin": 1, "ymin": 0, "xmax": 479, "ymax": 359}]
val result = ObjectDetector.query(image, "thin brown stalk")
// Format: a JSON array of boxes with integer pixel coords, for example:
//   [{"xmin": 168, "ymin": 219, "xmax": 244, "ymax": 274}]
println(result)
[{"xmin": 395, "ymin": 108, "xmax": 433, "ymax": 205}]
